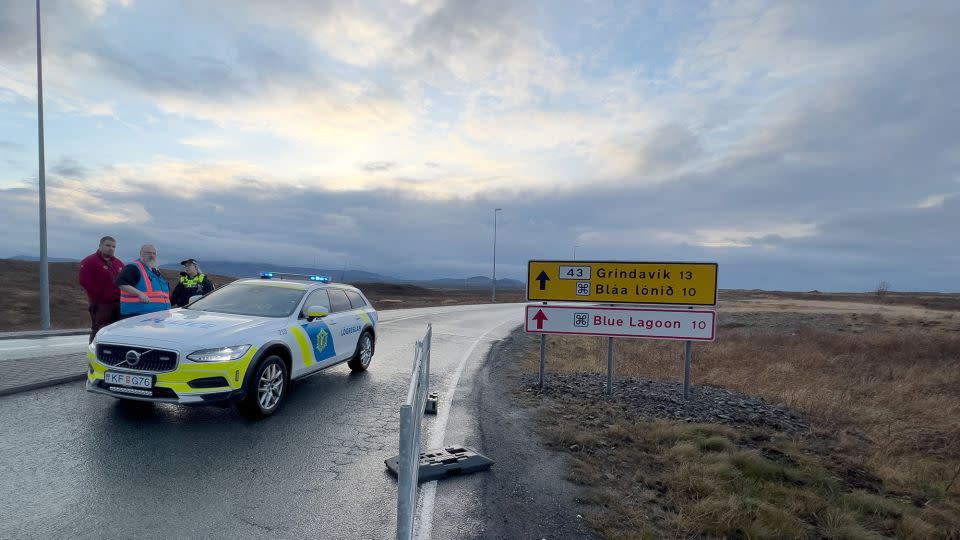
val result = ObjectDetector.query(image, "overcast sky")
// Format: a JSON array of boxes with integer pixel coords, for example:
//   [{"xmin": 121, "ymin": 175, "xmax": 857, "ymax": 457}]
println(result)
[{"xmin": 1, "ymin": 1, "xmax": 958, "ymax": 291}]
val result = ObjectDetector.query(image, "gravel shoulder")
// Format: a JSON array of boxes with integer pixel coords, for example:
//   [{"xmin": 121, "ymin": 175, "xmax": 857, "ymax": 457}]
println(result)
[{"xmin": 472, "ymin": 328, "xmax": 598, "ymax": 539}]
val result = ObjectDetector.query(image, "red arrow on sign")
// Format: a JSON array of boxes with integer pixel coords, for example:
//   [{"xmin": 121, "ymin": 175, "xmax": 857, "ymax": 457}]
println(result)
[{"xmin": 532, "ymin": 309, "xmax": 548, "ymax": 330}]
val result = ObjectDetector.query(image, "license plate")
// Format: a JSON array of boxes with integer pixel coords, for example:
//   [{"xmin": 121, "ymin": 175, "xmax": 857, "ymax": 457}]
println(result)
[{"xmin": 104, "ymin": 372, "xmax": 153, "ymax": 389}]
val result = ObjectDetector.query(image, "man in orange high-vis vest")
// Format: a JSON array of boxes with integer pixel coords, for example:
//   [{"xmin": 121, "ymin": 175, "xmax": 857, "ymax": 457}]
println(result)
[{"xmin": 115, "ymin": 244, "xmax": 172, "ymax": 318}]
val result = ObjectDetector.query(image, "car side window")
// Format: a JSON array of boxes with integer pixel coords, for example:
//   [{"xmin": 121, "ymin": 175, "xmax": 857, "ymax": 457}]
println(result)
[
  {"xmin": 346, "ymin": 290, "xmax": 366, "ymax": 308},
  {"xmin": 327, "ymin": 289, "xmax": 351, "ymax": 313},
  {"xmin": 302, "ymin": 289, "xmax": 331, "ymax": 317}
]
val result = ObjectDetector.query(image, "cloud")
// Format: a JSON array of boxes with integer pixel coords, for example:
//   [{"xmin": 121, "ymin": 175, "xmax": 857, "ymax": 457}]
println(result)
[
  {"xmin": 361, "ymin": 161, "xmax": 397, "ymax": 172},
  {"xmin": 82, "ymin": 30, "xmax": 305, "ymax": 102},
  {"xmin": 78, "ymin": 0, "xmax": 131, "ymax": 19},
  {"xmin": 1, "ymin": 1, "xmax": 959, "ymax": 291},
  {"xmin": 400, "ymin": 0, "xmax": 573, "ymax": 102},
  {"xmin": 592, "ymin": 123, "xmax": 703, "ymax": 181},
  {"xmin": 52, "ymin": 157, "xmax": 88, "ymax": 178},
  {"xmin": 916, "ymin": 193, "xmax": 959, "ymax": 209},
  {"xmin": 177, "ymin": 136, "xmax": 229, "ymax": 149},
  {"xmin": 654, "ymin": 224, "xmax": 818, "ymax": 250},
  {"xmin": 2, "ymin": 151, "xmax": 959, "ymax": 291}
]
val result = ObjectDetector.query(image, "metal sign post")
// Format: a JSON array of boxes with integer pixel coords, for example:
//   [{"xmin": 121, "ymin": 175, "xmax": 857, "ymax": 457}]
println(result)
[
  {"xmin": 683, "ymin": 341, "xmax": 692, "ymax": 400},
  {"xmin": 606, "ymin": 337, "xmax": 614, "ymax": 395},
  {"xmin": 539, "ymin": 334, "xmax": 546, "ymax": 390},
  {"xmin": 538, "ymin": 300, "xmax": 547, "ymax": 390}
]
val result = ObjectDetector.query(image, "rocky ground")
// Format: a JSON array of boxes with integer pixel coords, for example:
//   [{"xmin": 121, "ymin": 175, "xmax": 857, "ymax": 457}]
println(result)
[{"xmin": 522, "ymin": 373, "xmax": 810, "ymax": 434}]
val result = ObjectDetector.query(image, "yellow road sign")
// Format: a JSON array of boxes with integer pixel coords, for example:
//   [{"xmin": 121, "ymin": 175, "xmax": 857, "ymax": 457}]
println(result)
[{"xmin": 527, "ymin": 260, "xmax": 718, "ymax": 306}]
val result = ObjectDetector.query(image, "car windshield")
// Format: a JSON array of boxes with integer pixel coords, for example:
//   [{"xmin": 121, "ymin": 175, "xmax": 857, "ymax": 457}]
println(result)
[{"xmin": 185, "ymin": 283, "xmax": 306, "ymax": 318}]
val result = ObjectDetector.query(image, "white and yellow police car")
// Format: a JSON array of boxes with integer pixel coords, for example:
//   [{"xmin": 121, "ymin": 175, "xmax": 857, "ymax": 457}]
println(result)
[{"xmin": 86, "ymin": 272, "xmax": 377, "ymax": 418}]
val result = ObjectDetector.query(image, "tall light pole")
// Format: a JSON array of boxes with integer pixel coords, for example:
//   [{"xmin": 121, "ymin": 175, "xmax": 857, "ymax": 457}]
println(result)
[
  {"xmin": 36, "ymin": 0, "xmax": 50, "ymax": 330},
  {"xmin": 573, "ymin": 244, "xmax": 580, "ymax": 260},
  {"xmin": 492, "ymin": 208, "xmax": 502, "ymax": 302}
]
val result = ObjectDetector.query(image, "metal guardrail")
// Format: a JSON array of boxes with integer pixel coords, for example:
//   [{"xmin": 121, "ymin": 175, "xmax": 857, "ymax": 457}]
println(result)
[{"xmin": 397, "ymin": 324, "xmax": 432, "ymax": 540}]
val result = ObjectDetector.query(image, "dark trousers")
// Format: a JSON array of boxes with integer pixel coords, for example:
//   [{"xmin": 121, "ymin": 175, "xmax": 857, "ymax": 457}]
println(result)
[{"xmin": 89, "ymin": 303, "xmax": 120, "ymax": 343}]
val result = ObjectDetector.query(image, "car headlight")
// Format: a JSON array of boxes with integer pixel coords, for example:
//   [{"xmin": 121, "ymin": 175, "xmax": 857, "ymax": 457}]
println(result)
[
  {"xmin": 187, "ymin": 345, "xmax": 251, "ymax": 362},
  {"xmin": 88, "ymin": 340, "xmax": 96, "ymax": 354}
]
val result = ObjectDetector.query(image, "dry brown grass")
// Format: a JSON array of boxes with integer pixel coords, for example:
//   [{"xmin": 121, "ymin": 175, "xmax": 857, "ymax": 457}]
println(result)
[
  {"xmin": 535, "ymin": 405, "xmax": 960, "ymax": 538},
  {"xmin": 538, "ymin": 396, "xmax": 960, "ymax": 539},
  {"xmin": 528, "ymin": 327, "xmax": 960, "ymax": 496},
  {"xmin": 522, "ymin": 305, "xmax": 960, "ymax": 537},
  {"xmin": 724, "ymin": 288, "xmax": 960, "ymax": 312}
]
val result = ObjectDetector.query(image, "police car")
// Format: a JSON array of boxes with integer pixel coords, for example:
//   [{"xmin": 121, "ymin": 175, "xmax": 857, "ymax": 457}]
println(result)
[{"xmin": 85, "ymin": 273, "xmax": 377, "ymax": 418}]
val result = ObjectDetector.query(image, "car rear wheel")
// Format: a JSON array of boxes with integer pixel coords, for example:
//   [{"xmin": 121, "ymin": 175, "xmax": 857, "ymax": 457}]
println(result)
[
  {"xmin": 348, "ymin": 331, "xmax": 374, "ymax": 372},
  {"xmin": 238, "ymin": 355, "xmax": 288, "ymax": 418}
]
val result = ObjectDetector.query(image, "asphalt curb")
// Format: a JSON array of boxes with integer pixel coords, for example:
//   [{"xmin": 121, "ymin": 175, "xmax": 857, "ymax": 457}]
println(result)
[
  {"xmin": 0, "ymin": 329, "xmax": 89, "ymax": 340},
  {"xmin": 0, "ymin": 373, "xmax": 87, "ymax": 398}
]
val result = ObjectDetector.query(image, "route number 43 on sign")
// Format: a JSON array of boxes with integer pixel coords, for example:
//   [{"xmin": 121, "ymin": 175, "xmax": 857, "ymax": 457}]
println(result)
[{"xmin": 559, "ymin": 266, "xmax": 591, "ymax": 279}]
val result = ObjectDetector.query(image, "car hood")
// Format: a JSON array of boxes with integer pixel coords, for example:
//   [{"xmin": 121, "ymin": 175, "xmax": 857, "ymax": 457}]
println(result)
[{"xmin": 97, "ymin": 308, "xmax": 276, "ymax": 348}]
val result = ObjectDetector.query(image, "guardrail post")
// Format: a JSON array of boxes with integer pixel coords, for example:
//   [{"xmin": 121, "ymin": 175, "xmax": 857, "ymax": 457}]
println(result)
[
  {"xmin": 397, "ymin": 402, "xmax": 415, "ymax": 540},
  {"xmin": 424, "ymin": 325, "xmax": 432, "ymax": 402},
  {"xmin": 395, "ymin": 325, "xmax": 432, "ymax": 540}
]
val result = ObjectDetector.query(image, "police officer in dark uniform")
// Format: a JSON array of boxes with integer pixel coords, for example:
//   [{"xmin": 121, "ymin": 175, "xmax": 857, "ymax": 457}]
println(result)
[{"xmin": 170, "ymin": 259, "xmax": 215, "ymax": 307}]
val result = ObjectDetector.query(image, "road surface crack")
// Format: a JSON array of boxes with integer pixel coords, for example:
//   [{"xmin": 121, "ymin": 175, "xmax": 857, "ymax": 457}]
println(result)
[{"xmin": 238, "ymin": 515, "xmax": 275, "ymax": 532}]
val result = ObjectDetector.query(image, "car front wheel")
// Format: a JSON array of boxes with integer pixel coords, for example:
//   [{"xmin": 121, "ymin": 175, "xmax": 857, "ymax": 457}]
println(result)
[
  {"xmin": 348, "ymin": 331, "xmax": 374, "ymax": 372},
  {"xmin": 238, "ymin": 355, "xmax": 288, "ymax": 418}
]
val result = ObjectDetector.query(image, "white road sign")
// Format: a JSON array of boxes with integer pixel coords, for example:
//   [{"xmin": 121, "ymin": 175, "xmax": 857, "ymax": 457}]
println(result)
[{"xmin": 525, "ymin": 305, "xmax": 716, "ymax": 341}]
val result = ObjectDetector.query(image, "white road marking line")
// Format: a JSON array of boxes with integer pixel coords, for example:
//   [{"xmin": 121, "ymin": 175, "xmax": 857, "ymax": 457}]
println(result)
[
  {"xmin": 378, "ymin": 305, "xmax": 513, "ymax": 325},
  {"xmin": 414, "ymin": 319, "xmax": 514, "ymax": 540}
]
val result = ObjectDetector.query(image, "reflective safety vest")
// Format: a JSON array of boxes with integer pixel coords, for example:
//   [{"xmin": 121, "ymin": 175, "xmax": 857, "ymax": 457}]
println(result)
[
  {"xmin": 179, "ymin": 273, "xmax": 207, "ymax": 288},
  {"xmin": 120, "ymin": 261, "xmax": 171, "ymax": 316}
]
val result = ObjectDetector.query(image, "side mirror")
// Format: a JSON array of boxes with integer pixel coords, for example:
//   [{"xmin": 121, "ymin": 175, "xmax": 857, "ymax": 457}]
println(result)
[
  {"xmin": 188, "ymin": 295, "xmax": 203, "ymax": 304},
  {"xmin": 304, "ymin": 306, "xmax": 329, "ymax": 321}
]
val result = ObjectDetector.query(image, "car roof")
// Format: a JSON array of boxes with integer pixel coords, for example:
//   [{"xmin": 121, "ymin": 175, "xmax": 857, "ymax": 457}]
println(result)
[{"xmin": 232, "ymin": 278, "xmax": 363, "ymax": 293}]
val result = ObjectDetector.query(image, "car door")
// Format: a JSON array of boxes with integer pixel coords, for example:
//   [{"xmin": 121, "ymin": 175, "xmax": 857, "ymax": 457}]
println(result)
[
  {"xmin": 326, "ymin": 288, "xmax": 362, "ymax": 361},
  {"xmin": 296, "ymin": 289, "xmax": 339, "ymax": 371},
  {"xmin": 345, "ymin": 289, "xmax": 374, "ymax": 327}
]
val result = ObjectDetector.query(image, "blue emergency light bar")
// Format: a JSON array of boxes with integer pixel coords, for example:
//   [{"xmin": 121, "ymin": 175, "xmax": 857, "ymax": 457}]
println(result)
[{"xmin": 260, "ymin": 271, "xmax": 330, "ymax": 282}]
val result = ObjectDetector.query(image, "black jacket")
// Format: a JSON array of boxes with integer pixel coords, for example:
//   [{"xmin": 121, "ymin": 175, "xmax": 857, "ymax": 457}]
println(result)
[{"xmin": 170, "ymin": 273, "xmax": 215, "ymax": 307}]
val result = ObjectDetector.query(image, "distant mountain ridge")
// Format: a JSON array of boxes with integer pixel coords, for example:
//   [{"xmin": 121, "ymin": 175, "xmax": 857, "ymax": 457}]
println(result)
[
  {"xmin": 11, "ymin": 255, "xmax": 80, "ymax": 263},
  {"xmin": 158, "ymin": 261, "xmax": 391, "ymax": 282},
  {"xmin": 158, "ymin": 260, "xmax": 526, "ymax": 288},
  {"xmin": 415, "ymin": 276, "xmax": 525, "ymax": 289}
]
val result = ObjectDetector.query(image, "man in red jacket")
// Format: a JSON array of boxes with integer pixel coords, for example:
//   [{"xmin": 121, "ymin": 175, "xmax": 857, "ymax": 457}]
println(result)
[{"xmin": 78, "ymin": 236, "xmax": 125, "ymax": 342}]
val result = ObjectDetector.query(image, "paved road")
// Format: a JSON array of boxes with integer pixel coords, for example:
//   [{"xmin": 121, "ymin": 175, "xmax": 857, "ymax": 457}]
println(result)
[
  {"xmin": 0, "ymin": 304, "xmax": 523, "ymax": 540},
  {"xmin": 0, "ymin": 335, "xmax": 90, "ymax": 361}
]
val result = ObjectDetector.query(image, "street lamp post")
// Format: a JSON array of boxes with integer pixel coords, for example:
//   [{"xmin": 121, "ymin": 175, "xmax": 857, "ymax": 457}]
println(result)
[
  {"xmin": 492, "ymin": 208, "xmax": 502, "ymax": 302},
  {"xmin": 573, "ymin": 244, "xmax": 580, "ymax": 260},
  {"xmin": 36, "ymin": 0, "xmax": 50, "ymax": 330}
]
